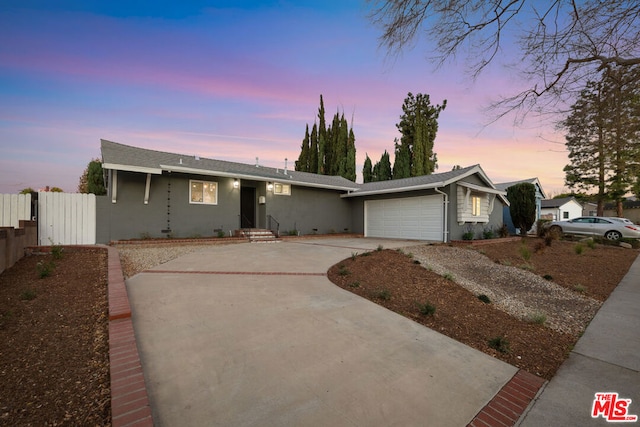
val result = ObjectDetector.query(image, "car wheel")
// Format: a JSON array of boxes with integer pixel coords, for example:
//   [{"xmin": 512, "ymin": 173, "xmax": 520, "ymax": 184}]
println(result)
[
  {"xmin": 604, "ymin": 230, "xmax": 622, "ymax": 241},
  {"xmin": 549, "ymin": 225, "xmax": 562, "ymax": 238}
]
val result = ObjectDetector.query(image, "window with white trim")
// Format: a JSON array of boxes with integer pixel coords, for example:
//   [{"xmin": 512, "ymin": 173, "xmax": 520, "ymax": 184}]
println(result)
[
  {"xmin": 190, "ymin": 180, "xmax": 217, "ymax": 204},
  {"xmin": 273, "ymin": 183, "xmax": 291, "ymax": 195},
  {"xmin": 472, "ymin": 195, "xmax": 482, "ymax": 216}
]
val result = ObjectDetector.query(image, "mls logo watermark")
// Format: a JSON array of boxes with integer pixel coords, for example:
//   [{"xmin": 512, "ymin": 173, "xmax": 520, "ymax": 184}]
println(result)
[{"xmin": 592, "ymin": 392, "xmax": 638, "ymax": 422}]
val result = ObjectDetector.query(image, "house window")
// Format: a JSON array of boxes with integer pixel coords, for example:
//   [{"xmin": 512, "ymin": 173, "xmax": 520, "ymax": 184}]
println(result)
[
  {"xmin": 563, "ymin": 211, "xmax": 569, "ymax": 219},
  {"xmin": 273, "ymin": 183, "xmax": 291, "ymax": 196},
  {"xmin": 190, "ymin": 180, "xmax": 217, "ymax": 204},
  {"xmin": 472, "ymin": 195, "xmax": 482, "ymax": 216}
]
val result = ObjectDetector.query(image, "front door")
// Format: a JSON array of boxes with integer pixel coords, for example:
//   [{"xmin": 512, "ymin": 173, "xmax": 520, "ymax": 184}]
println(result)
[{"xmin": 240, "ymin": 187, "xmax": 256, "ymax": 228}]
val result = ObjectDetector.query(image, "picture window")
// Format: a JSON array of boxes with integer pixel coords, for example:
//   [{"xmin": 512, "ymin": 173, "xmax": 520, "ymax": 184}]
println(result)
[{"xmin": 190, "ymin": 180, "xmax": 217, "ymax": 204}]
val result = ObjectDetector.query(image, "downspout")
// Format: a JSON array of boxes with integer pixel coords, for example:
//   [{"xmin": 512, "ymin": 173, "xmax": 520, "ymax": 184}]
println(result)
[{"xmin": 435, "ymin": 187, "xmax": 449, "ymax": 242}]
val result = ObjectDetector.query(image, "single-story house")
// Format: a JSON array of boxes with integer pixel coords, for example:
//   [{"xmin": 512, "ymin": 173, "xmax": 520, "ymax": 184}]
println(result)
[
  {"xmin": 603, "ymin": 200, "xmax": 640, "ymax": 224},
  {"xmin": 541, "ymin": 197, "xmax": 583, "ymax": 221},
  {"xmin": 495, "ymin": 178, "xmax": 547, "ymax": 234},
  {"xmin": 98, "ymin": 140, "xmax": 508, "ymax": 243}
]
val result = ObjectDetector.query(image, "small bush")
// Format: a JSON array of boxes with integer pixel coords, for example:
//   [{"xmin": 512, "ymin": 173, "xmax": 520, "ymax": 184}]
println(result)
[
  {"xmin": 586, "ymin": 239, "xmax": 596, "ymax": 249},
  {"xmin": 417, "ymin": 301, "xmax": 436, "ymax": 316},
  {"xmin": 543, "ymin": 274, "xmax": 553, "ymax": 281},
  {"xmin": 574, "ymin": 243, "xmax": 584, "ymax": 255},
  {"xmin": 498, "ymin": 223, "xmax": 509, "ymax": 238},
  {"xmin": 216, "ymin": 230, "xmax": 226, "ymax": 238},
  {"xmin": 533, "ymin": 241, "xmax": 546, "ymax": 254},
  {"xmin": 443, "ymin": 272, "xmax": 454, "ymax": 281},
  {"xmin": 500, "ymin": 260, "xmax": 512, "ymax": 267},
  {"xmin": 374, "ymin": 289, "xmax": 391, "ymax": 300},
  {"xmin": 462, "ymin": 231, "xmax": 474, "ymax": 241},
  {"xmin": 351, "ymin": 252, "xmax": 358, "ymax": 260},
  {"xmin": 544, "ymin": 232, "xmax": 555, "ymax": 247},
  {"xmin": 349, "ymin": 281, "xmax": 360, "ymax": 288},
  {"xmin": 20, "ymin": 289, "xmax": 37, "ymax": 301},
  {"xmin": 338, "ymin": 265, "xmax": 350, "ymax": 276},
  {"xmin": 482, "ymin": 227, "xmax": 495, "ymax": 239},
  {"xmin": 488, "ymin": 336, "xmax": 510, "ymax": 353},
  {"xmin": 519, "ymin": 263, "xmax": 534, "ymax": 271},
  {"xmin": 360, "ymin": 251, "xmax": 371, "ymax": 257},
  {"xmin": 50, "ymin": 244, "xmax": 64, "ymax": 260},
  {"xmin": 528, "ymin": 311, "xmax": 547, "ymax": 325},
  {"xmin": 376, "ymin": 244, "xmax": 384, "ymax": 251},
  {"xmin": 478, "ymin": 294, "xmax": 491, "ymax": 304},
  {"xmin": 574, "ymin": 284, "xmax": 586, "ymax": 293},
  {"xmin": 519, "ymin": 244, "xmax": 531, "ymax": 261},
  {"xmin": 536, "ymin": 219, "xmax": 551, "ymax": 237},
  {"xmin": 413, "ymin": 260, "xmax": 421, "ymax": 265},
  {"xmin": 36, "ymin": 261, "xmax": 55, "ymax": 279}
]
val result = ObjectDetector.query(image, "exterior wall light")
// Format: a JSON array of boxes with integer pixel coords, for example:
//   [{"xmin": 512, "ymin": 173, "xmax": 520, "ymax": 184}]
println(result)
[
  {"xmin": 267, "ymin": 182, "xmax": 273, "ymax": 191},
  {"xmin": 233, "ymin": 179, "xmax": 239, "ymax": 189}
]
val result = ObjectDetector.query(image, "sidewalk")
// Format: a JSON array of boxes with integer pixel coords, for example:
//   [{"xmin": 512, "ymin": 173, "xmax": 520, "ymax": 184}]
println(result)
[{"xmin": 517, "ymin": 253, "xmax": 640, "ymax": 426}]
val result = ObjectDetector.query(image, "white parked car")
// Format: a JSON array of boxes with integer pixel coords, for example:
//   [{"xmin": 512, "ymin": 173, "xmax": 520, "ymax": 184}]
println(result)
[{"xmin": 547, "ymin": 216, "xmax": 640, "ymax": 240}]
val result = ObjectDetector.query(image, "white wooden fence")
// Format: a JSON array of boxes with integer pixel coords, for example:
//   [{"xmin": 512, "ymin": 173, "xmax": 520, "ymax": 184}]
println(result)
[
  {"xmin": 38, "ymin": 192, "xmax": 96, "ymax": 245},
  {"xmin": 0, "ymin": 193, "xmax": 32, "ymax": 228}
]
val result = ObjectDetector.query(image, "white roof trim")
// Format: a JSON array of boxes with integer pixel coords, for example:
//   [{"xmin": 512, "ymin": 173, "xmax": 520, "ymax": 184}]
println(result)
[
  {"xmin": 341, "ymin": 182, "xmax": 446, "ymax": 198},
  {"xmin": 103, "ymin": 163, "xmax": 162, "ymax": 175},
  {"xmin": 457, "ymin": 181, "xmax": 506, "ymax": 195},
  {"xmin": 160, "ymin": 164, "xmax": 359, "ymax": 191}
]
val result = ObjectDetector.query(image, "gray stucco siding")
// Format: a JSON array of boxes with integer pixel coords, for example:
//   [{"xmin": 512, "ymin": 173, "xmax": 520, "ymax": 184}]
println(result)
[
  {"xmin": 266, "ymin": 185, "xmax": 352, "ymax": 235},
  {"xmin": 96, "ymin": 171, "xmax": 240, "ymax": 242}
]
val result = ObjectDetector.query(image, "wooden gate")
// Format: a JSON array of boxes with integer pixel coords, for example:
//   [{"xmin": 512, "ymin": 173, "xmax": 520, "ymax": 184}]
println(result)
[{"xmin": 38, "ymin": 192, "xmax": 96, "ymax": 245}]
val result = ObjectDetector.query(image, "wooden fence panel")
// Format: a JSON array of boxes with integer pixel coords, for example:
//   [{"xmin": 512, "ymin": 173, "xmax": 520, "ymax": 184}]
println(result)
[
  {"xmin": 0, "ymin": 193, "xmax": 31, "ymax": 228},
  {"xmin": 38, "ymin": 192, "xmax": 96, "ymax": 245}
]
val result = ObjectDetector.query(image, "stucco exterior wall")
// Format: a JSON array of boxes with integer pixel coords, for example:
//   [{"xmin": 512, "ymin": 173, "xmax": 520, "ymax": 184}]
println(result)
[
  {"xmin": 97, "ymin": 171, "xmax": 240, "ymax": 242},
  {"xmin": 265, "ymin": 185, "xmax": 353, "ymax": 235}
]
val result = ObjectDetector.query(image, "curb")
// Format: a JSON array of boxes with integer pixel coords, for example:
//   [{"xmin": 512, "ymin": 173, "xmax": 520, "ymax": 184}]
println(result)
[
  {"xmin": 106, "ymin": 245, "xmax": 154, "ymax": 426},
  {"xmin": 467, "ymin": 369, "xmax": 546, "ymax": 427}
]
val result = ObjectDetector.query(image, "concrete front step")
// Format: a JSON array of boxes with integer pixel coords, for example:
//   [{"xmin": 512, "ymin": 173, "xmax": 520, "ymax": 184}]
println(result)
[{"xmin": 236, "ymin": 229, "xmax": 279, "ymax": 242}]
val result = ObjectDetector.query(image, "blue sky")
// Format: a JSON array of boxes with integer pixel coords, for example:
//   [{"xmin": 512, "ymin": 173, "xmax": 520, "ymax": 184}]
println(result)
[{"xmin": 0, "ymin": 1, "xmax": 568, "ymax": 194}]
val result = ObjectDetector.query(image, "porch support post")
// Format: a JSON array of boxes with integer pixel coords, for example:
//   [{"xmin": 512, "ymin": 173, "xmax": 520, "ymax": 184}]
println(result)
[
  {"xmin": 111, "ymin": 170, "xmax": 118, "ymax": 204},
  {"xmin": 144, "ymin": 173, "xmax": 151, "ymax": 204}
]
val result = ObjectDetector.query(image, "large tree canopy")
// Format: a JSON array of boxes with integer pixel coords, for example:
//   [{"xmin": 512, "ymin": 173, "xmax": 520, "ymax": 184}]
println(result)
[{"xmin": 368, "ymin": 0, "xmax": 640, "ymax": 116}]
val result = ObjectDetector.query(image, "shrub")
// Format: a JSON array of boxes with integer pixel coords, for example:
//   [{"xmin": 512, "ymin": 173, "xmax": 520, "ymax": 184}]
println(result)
[
  {"xmin": 507, "ymin": 183, "xmax": 536, "ymax": 236},
  {"xmin": 51, "ymin": 244, "xmax": 64, "ymax": 260},
  {"xmin": 519, "ymin": 244, "xmax": 531, "ymax": 261},
  {"xmin": 413, "ymin": 260, "xmax": 421, "ymax": 265},
  {"xmin": 574, "ymin": 243, "xmax": 584, "ymax": 255},
  {"xmin": 376, "ymin": 244, "xmax": 384, "ymax": 251},
  {"xmin": 36, "ymin": 261, "xmax": 55, "ymax": 279},
  {"xmin": 351, "ymin": 252, "xmax": 358, "ymax": 260},
  {"xmin": 498, "ymin": 223, "xmax": 509, "ymax": 238},
  {"xmin": 482, "ymin": 227, "xmax": 495, "ymax": 240},
  {"xmin": 443, "ymin": 272, "xmax": 454, "ymax": 281},
  {"xmin": 338, "ymin": 265, "xmax": 350, "ymax": 276},
  {"xmin": 417, "ymin": 301, "xmax": 436, "ymax": 316},
  {"xmin": 536, "ymin": 219, "xmax": 551, "ymax": 237},
  {"xmin": 20, "ymin": 289, "xmax": 37, "ymax": 301},
  {"xmin": 349, "ymin": 281, "xmax": 360, "ymax": 288},
  {"xmin": 574, "ymin": 284, "xmax": 586, "ymax": 293},
  {"xmin": 586, "ymin": 239, "xmax": 596, "ymax": 249},
  {"xmin": 374, "ymin": 289, "xmax": 391, "ymax": 300},
  {"xmin": 543, "ymin": 274, "xmax": 553, "ymax": 281},
  {"xmin": 478, "ymin": 294, "xmax": 491, "ymax": 304},
  {"xmin": 534, "ymin": 241, "xmax": 546, "ymax": 254},
  {"xmin": 528, "ymin": 311, "xmax": 547, "ymax": 325},
  {"xmin": 544, "ymin": 232, "xmax": 555, "ymax": 247},
  {"xmin": 488, "ymin": 336, "xmax": 510, "ymax": 353},
  {"xmin": 216, "ymin": 230, "xmax": 226, "ymax": 238}
]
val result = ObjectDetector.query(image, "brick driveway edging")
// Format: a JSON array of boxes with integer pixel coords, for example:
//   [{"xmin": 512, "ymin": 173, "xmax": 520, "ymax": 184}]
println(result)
[{"xmin": 106, "ymin": 245, "xmax": 154, "ymax": 427}]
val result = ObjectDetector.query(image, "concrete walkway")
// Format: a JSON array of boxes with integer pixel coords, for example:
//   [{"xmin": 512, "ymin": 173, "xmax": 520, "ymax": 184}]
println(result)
[
  {"xmin": 125, "ymin": 238, "xmax": 520, "ymax": 426},
  {"xmin": 517, "ymin": 251, "xmax": 640, "ymax": 426}
]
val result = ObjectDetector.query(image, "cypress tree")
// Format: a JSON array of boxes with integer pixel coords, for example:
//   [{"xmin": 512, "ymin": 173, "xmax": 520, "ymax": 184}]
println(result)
[
  {"xmin": 345, "ymin": 127, "xmax": 356, "ymax": 181},
  {"xmin": 295, "ymin": 124, "xmax": 311, "ymax": 172},
  {"xmin": 309, "ymin": 123, "xmax": 319, "ymax": 174},
  {"xmin": 318, "ymin": 95, "xmax": 327, "ymax": 174},
  {"xmin": 363, "ymin": 154, "xmax": 373, "ymax": 183}
]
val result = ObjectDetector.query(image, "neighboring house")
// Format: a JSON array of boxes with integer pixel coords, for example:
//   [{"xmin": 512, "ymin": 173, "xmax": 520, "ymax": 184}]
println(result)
[
  {"xmin": 541, "ymin": 197, "xmax": 583, "ymax": 221},
  {"xmin": 495, "ymin": 178, "xmax": 547, "ymax": 235},
  {"xmin": 98, "ymin": 140, "xmax": 508, "ymax": 243},
  {"xmin": 582, "ymin": 202, "xmax": 598, "ymax": 217},
  {"xmin": 603, "ymin": 200, "xmax": 640, "ymax": 224}
]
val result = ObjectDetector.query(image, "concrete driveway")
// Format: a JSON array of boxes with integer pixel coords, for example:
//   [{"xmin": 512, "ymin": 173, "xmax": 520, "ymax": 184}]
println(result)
[{"xmin": 126, "ymin": 238, "xmax": 517, "ymax": 426}]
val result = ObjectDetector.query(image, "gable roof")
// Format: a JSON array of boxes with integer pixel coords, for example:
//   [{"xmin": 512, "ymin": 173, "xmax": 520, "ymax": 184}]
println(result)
[
  {"xmin": 100, "ymin": 139, "xmax": 360, "ymax": 191},
  {"xmin": 541, "ymin": 197, "xmax": 582, "ymax": 209},
  {"xmin": 495, "ymin": 177, "xmax": 547, "ymax": 199},
  {"xmin": 342, "ymin": 164, "xmax": 508, "ymax": 204}
]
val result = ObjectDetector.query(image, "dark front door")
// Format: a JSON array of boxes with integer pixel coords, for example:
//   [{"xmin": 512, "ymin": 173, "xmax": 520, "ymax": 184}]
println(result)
[{"xmin": 240, "ymin": 187, "xmax": 255, "ymax": 228}]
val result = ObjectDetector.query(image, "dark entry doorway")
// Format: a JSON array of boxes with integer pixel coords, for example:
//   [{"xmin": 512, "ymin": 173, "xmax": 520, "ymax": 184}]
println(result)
[{"xmin": 240, "ymin": 187, "xmax": 255, "ymax": 228}]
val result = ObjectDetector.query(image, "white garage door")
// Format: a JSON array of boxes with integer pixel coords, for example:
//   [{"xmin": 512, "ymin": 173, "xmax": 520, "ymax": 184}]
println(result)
[{"xmin": 365, "ymin": 195, "xmax": 444, "ymax": 241}]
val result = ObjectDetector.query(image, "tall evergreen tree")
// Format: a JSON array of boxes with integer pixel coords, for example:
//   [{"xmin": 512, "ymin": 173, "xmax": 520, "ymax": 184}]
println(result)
[
  {"xmin": 309, "ymin": 123, "xmax": 319, "ymax": 174},
  {"xmin": 317, "ymin": 95, "xmax": 327, "ymax": 174},
  {"xmin": 363, "ymin": 154, "xmax": 373, "ymax": 183},
  {"xmin": 393, "ymin": 92, "xmax": 446, "ymax": 178},
  {"xmin": 376, "ymin": 150, "xmax": 392, "ymax": 181},
  {"xmin": 392, "ymin": 138, "xmax": 410, "ymax": 179},
  {"xmin": 345, "ymin": 127, "xmax": 356, "ymax": 181},
  {"xmin": 507, "ymin": 183, "xmax": 536, "ymax": 236},
  {"xmin": 295, "ymin": 124, "xmax": 311, "ymax": 172}
]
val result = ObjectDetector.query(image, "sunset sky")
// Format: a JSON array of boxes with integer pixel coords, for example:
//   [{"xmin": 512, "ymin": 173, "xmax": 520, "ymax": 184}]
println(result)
[{"xmin": 0, "ymin": 1, "xmax": 570, "ymax": 195}]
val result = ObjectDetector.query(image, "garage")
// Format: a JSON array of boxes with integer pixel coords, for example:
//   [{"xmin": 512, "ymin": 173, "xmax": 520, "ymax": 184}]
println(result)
[{"xmin": 365, "ymin": 194, "xmax": 444, "ymax": 241}]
